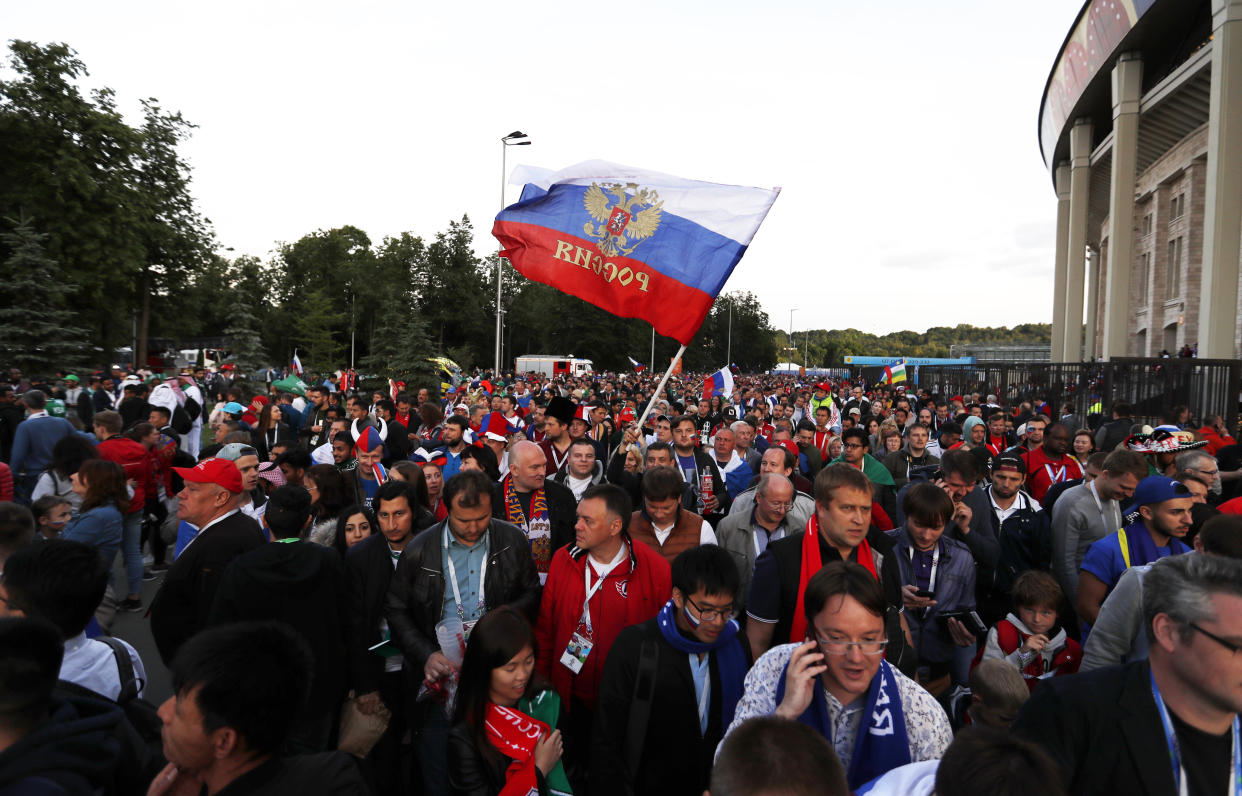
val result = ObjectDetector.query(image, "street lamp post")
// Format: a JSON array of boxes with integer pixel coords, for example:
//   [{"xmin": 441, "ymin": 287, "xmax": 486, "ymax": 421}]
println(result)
[
  {"xmin": 789, "ymin": 308, "xmax": 797, "ymax": 365},
  {"xmin": 496, "ymin": 131, "xmax": 531, "ymax": 375}
]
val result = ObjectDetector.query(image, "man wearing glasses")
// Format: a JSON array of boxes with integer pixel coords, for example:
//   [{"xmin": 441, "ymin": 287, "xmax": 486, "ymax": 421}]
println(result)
[
  {"xmin": 724, "ymin": 561, "xmax": 951, "ymax": 791},
  {"xmin": 591, "ymin": 545, "xmax": 751, "ymax": 796},
  {"xmin": 717, "ymin": 474, "xmax": 803, "ymax": 616},
  {"xmin": 1016, "ymin": 553, "xmax": 1242, "ymax": 795}
]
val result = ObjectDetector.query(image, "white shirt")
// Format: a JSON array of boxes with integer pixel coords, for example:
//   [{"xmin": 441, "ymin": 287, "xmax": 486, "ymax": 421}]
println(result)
[
  {"xmin": 564, "ymin": 474, "xmax": 593, "ymax": 501},
  {"xmin": 652, "ymin": 520, "xmax": 717, "ymax": 547},
  {"xmin": 60, "ymin": 633, "xmax": 147, "ymax": 701}
]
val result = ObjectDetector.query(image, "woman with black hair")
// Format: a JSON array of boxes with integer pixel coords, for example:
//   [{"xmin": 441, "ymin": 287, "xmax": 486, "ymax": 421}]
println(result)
[
  {"xmin": 460, "ymin": 444, "xmax": 502, "ymax": 483},
  {"xmin": 332, "ymin": 504, "xmax": 378, "ymax": 558},
  {"xmin": 448, "ymin": 606, "xmax": 569, "ymax": 796},
  {"xmin": 30, "ymin": 434, "xmax": 99, "ymax": 510},
  {"xmin": 251, "ymin": 402, "xmax": 294, "ymax": 461}
]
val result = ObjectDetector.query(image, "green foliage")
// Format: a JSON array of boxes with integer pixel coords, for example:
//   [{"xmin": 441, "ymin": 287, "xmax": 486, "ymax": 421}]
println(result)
[
  {"xmin": 0, "ymin": 41, "xmax": 213, "ymax": 356},
  {"xmin": 0, "ymin": 217, "xmax": 90, "ymax": 372}
]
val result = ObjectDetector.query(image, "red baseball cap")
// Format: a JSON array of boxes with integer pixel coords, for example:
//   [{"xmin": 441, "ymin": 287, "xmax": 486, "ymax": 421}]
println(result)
[
  {"xmin": 776, "ymin": 439, "xmax": 801, "ymax": 458},
  {"xmin": 172, "ymin": 458, "xmax": 243, "ymax": 493}
]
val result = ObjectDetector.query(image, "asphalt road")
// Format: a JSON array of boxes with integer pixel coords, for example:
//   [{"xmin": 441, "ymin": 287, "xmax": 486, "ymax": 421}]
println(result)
[{"xmin": 109, "ymin": 556, "xmax": 173, "ymax": 705}]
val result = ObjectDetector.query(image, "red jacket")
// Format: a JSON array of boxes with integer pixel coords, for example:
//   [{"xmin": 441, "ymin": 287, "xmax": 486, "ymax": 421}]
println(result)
[
  {"xmin": 535, "ymin": 539, "xmax": 671, "ymax": 708},
  {"xmin": 1022, "ymin": 447, "xmax": 1083, "ymax": 504},
  {"xmin": 97, "ymin": 436, "xmax": 155, "ymax": 514}
]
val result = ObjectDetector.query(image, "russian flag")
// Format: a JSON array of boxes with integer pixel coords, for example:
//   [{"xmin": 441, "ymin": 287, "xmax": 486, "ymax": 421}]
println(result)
[
  {"xmin": 291, "ymin": 350, "xmax": 303, "ymax": 377},
  {"xmin": 493, "ymin": 161, "xmax": 778, "ymax": 345},
  {"xmin": 628, "ymin": 356, "xmax": 646, "ymax": 372},
  {"xmin": 703, "ymin": 365, "xmax": 735, "ymax": 400}
]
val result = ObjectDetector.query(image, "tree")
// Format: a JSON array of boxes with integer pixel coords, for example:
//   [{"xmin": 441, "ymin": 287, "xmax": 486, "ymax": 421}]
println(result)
[
  {"xmin": 221, "ymin": 294, "xmax": 265, "ymax": 375},
  {"xmin": 361, "ymin": 298, "xmax": 435, "ymax": 390},
  {"xmin": 0, "ymin": 217, "xmax": 90, "ymax": 372}
]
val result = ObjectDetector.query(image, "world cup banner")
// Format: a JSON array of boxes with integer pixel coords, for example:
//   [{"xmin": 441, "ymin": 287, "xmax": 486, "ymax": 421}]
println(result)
[{"xmin": 492, "ymin": 160, "xmax": 779, "ymax": 345}]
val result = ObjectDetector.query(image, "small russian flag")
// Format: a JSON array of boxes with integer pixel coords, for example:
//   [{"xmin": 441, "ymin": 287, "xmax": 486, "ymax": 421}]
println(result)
[
  {"xmin": 291, "ymin": 350, "xmax": 303, "ymax": 377},
  {"xmin": 628, "ymin": 356, "xmax": 646, "ymax": 372},
  {"xmin": 703, "ymin": 365, "xmax": 735, "ymax": 401}
]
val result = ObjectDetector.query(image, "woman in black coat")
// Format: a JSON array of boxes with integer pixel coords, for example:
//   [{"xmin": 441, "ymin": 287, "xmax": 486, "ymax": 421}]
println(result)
[
  {"xmin": 251, "ymin": 402, "xmax": 294, "ymax": 460},
  {"xmin": 447, "ymin": 607, "xmax": 568, "ymax": 796}
]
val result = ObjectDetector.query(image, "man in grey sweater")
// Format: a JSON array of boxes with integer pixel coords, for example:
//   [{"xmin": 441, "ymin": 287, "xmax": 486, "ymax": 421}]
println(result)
[{"xmin": 1049, "ymin": 449, "xmax": 1148, "ymax": 605}]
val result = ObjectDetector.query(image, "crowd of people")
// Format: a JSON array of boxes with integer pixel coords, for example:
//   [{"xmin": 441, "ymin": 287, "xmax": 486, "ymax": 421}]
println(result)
[{"xmin": 1, "ymin": 361, "xmax": 1242, "ymax": 795}]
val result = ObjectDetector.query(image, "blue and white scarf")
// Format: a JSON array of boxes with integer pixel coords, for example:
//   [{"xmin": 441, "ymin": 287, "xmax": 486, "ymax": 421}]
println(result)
[
  {"xmin": 655, "ymin": 600, "xmax": 747, "ymax": 728},
  {"xmin": 774, "ymin": 656, "xmax": 910, "ymax": 789}
]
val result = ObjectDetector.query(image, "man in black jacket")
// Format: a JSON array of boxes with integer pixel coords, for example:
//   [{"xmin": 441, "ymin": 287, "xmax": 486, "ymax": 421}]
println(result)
[
  {"xmin": 153, "ymin": 621, "xmax": 366, "ymax": 795},
  {"xmin": 671, "ymin": 415, "xmax": 730, "ymax": 524},
  {"xmin": 149, "ymin": 458, "xmax": 264, "ymax": 666},
  {"xmin": 592, "ymin": 545, "xmax": 751, "ymax": 796},
  {"xmin": 344, "ymin": 479, "xmax": 432, "ymax": 794},
  {"xmin": 492, "ymin": 440, "xmax": 577, "ymax": 584},
  {"xmin": 1015, "ymin": 553, "xmax": 1242, "ymax": 795},
  {"xmin": 386, "ymin": 469, "xmax": 541, "ymax": 796},
  {"xmin": 209, "ymin": 485, "xmax": 348, "ymax": 754}
]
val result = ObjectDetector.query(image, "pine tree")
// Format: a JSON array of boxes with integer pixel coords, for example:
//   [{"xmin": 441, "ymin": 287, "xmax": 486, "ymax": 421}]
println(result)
[
  {"xmin": 361, "ymin": 295, "xmax": 435, "ymax": 389},
  {"xmin": 221, "ymin": 295, "xmax": 265, "ymax": 375},
  {"xmin": 0, "ymin": 217, "xmax": 90, "ymax": 373}
]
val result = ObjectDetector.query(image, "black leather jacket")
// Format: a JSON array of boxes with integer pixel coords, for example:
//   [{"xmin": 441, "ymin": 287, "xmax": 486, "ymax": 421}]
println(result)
[{"xmin": 384, "ymin": 519, "xmax": 541, "ymax": 677}]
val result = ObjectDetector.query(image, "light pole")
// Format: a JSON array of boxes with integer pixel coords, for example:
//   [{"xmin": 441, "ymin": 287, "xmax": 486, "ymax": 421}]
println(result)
[
  {"xmin": 496, "ymin": 130, "xmax": 530, "ymax": 375},
  {"xmin": 726, "ymin": 297, "xmax": 732, "ymax": 367},
  {"xmin": 789, "ymin": 308, "xmax": 797, "ymax": 365}
]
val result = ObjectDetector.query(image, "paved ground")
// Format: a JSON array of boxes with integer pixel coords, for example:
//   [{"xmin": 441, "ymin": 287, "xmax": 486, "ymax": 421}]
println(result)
[{"xmin": 110, "ymin": 556, "xmax": 173, "ymax": 705}]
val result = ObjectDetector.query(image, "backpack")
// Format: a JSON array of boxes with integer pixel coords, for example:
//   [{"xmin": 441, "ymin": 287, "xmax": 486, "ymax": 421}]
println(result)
[
  {"xmin": 170, "ymin": 405, "xmax": 193, "ymax": 435},
  {"xmin": 183, "ymin": 394, "xmax": 202, "ymax": 423},
  {"xmin": 54, "ymin": 637, "xmax": 166, "ymax": 794}
]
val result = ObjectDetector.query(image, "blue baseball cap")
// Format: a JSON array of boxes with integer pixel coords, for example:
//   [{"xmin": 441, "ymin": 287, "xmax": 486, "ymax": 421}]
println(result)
[
  {"xmin": 221, "ymin": 401, "xmax": 246, "ymax": 415},
  {"xmin": 1132, "ymin": 476, "xmax": 1193, "ymax": 507}
]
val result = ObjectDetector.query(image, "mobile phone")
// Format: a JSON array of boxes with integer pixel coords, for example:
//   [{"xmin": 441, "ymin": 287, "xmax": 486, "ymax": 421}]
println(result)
[
  {"xmin": 914, "ymin": 588, "xmax": 935, "ymax": 599},
  {"xmin": 937, "ymin": 609, "xmax": 988, "ymax": 637}
]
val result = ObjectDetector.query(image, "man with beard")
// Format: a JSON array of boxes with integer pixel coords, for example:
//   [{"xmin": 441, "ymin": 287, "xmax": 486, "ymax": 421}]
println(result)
[
  {"xmin": 1076, "ymin": 477, "xmax": 1195, "ymax": 627},
  {"xmin": 344, "ymin": 480, "xmax": 434, "ymax": 792},
  {"xmin": 978, "ymin": 453, "xmax": 1050, "ymax": 624},
  {"xmin": 538, "ymin": 396, "xmax": 576, "ymax": 477},
  {"xmin": 437, "ymin": 415, "xmax": 470, "ymax": 482},
  {"xmin": 1006, "ymin": 414, "xmax": 1047, "ymax": 456}
]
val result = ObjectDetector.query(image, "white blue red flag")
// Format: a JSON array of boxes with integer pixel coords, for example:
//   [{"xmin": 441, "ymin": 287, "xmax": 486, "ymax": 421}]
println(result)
[
  {"xmin": 493, "ymin": 161, "xmax": 779, "ymax": 345},
  {"xmin": 703, "ymin": 365, "xmax": 735, "ymax": 400},
  {"xmin": 628, "ymin": 356, "xmax": 646, "ymax": 372},
  {"xmin": 291, "ymin": 350, "xmax": 303, "ymax": 376}
]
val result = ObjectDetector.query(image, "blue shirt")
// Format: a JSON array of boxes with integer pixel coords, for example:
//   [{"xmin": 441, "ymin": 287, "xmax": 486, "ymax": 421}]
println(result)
[
  {"xmin": 442, "ymin": 529, "xmax": 491, "ymax": 624},
  {"xmin": 61, "ymin": 504, "xmax": 123, "ymax": 564},
  {"xmin": 1080, "ymin": 530, "xmax": 1174, "ymax": 591},
  {"xmin": 689, "ymin": 653, "xmax": 710, "ymax": 734},
  {"xmin": 678, "ymin": 453, "xmax": 699, "ymax": 485},
  {"xmin": 441, "ymin": 450, "xmax": 463, "ymax": 482},
  {"xmin": 360, "ymin": 475, "xmax": 380, "ymax": 509}
]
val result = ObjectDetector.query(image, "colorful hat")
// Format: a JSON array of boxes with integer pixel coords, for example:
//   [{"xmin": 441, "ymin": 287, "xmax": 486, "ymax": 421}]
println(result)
[
  {"xmin": 483, "ymin": 412, "xmax": 515, "ymax": 443},
  {"xmin": 1124, "ymin": 429, "xmax": 1208, "ymax": 453},
  {"xmin": 351, "ymin": 419, "xmax": 388, "ymax": 453}
]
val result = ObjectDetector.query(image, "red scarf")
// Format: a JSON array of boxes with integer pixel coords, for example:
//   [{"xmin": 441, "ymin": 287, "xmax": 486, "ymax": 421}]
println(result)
[
  {"xmin": 790, "ymin": 515, "xmax": 878, "ymax": 643},
  {"xmin": 484, "ymin": 703, "xmax": 548, "ymax": 796}
]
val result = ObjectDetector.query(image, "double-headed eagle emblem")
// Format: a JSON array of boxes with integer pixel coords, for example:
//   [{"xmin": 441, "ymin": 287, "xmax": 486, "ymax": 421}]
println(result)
[{"xmin": 583, "ymin": 182, "xmax": 663, "ymax": 258}]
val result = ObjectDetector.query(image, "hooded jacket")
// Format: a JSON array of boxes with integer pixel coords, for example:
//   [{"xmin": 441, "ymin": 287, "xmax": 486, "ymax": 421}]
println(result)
[
  {"xmin": 209, "ymin": 540, "xmax": 349, "ymax": 720},
  {"xmin": 0, "ymin": 694, "xmax": 123, "ymax": 795}
]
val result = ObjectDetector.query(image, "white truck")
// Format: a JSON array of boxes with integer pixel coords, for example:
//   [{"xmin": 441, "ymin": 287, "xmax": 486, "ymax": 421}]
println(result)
[{"xmin": 515, "ymin": 355, "xmax": 594, "ymax": 378}]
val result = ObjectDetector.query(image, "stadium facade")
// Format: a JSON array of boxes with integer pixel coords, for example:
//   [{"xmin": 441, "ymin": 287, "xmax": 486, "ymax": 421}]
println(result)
[{"xmin": 1042, "ymin": 0, "xmax": 1242, "ymax": 360}]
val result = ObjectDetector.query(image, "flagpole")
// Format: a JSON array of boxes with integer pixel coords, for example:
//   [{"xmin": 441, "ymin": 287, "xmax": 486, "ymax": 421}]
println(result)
[
  {"xmin": 650, "ymin": 325, "xmax": 655, "ymax": 370},
  {"xmin": 634, "ymin": 343, "xmax": 686, "ymax": 435}
]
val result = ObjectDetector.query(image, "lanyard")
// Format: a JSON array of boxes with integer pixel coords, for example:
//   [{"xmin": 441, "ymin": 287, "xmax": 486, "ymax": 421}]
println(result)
[
  {"xmin": 1150, "ymin": 669, "xmax": 1242, "ymax": 796},
  {"xmin": 549, "ymin": 443, "xmax": 570, "ymax": 471},
  {"xmin": 444, "ymin": 525, "xmax": 487, "ymax": 623},
  {"xmin": 1044, "ymin": 462, "xmax": 1067, "ymax": 485},
  {"xmin": 582, "ymin": 545, "xmax": 627, "ymax": 638},
  {"xmin": 752, "ymin": 519, "xmax": 785, "ymax": 558},
  {"xmin": 908, "ymin": 543, "xmax": 940, "ymax": 593},
  {"xmin": 1089, "ymin": 480, "xmax": 1120, "ymax": 532}
]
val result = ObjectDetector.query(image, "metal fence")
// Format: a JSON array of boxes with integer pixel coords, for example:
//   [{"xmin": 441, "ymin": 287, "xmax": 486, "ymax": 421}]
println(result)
[{"xmin": 916, "ymin": 358, "xmax": 1241, "ymax": 433}]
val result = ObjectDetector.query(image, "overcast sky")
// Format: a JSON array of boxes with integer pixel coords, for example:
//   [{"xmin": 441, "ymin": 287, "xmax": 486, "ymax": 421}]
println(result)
[{"xmin": 8, "ymin": 0, "xmax": 1083, "ymax": 336}]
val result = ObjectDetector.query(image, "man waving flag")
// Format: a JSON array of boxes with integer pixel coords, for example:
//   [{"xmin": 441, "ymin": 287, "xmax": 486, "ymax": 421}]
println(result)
[
  {"xmin": 703, "ymin": 365, "xmax": 734, "ymax": 400},
  {"xmin": 492, "ymin": 161, "xmax": 778, "ymax": 345},
  {"xmin": 627, "ymin": 356, "xmax": 646, "ymax": 372}
]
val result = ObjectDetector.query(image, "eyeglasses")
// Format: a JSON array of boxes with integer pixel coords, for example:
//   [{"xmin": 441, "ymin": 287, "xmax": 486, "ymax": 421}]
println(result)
[
  {"xmin": 759, "ymin": 497, "xmax": 794, "ymax": 512},
  {"xmin": 843, "ymin": 443, "xmax": 866, "ymax": 450},
  {"xmin": 1189, "ymin": 623, "xmax": 1242, "ymax": 655},
  {"xmin": 686, "ymin": 595, "xmax": 736, "ymax": 622},
  {"xmin": 815, "ymin": 635, "xmax": 888, "ymax": 656},
  {"xmin": 1188, "ymin": 466, "xmax": 1220, "ymax": 477}
]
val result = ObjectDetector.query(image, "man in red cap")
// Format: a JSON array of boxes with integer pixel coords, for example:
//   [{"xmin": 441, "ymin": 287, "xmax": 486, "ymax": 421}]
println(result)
[{"xmin": 149, "ymin": 458, "xmax": 265, "ymax": 665}]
